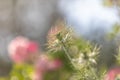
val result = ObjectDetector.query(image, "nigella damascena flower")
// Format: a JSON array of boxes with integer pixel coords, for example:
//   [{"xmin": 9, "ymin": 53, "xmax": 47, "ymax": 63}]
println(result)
[
  {"xmin": 47, "ymin": 25, "xmax": 63, "ymax": 52},
  {"xmin": 104, "ymin": 67, "xmax": 120, "ymax": 80},
  {"xmin": 8, "ymin": 36, "xmax": 39, "ymax": 63}
]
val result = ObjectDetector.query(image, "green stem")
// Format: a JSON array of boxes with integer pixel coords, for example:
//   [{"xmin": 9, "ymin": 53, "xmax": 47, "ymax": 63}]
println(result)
[
  {"xmin": 88, "ymin": 66, "xmax": 99, "ymax": 80},
  {"xmin": 60, "ymin": 39, "xmax": 77, "ymax": 69}
]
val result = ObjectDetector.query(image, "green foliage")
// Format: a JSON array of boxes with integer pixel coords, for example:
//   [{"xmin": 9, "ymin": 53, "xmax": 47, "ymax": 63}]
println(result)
[
  {"xmin": 10, "ymin": 64, "xmax": 33, "ymax": 80},
  {"xmin": 108, "ymin": 24, "xmax": 120, "ymax": 39}
]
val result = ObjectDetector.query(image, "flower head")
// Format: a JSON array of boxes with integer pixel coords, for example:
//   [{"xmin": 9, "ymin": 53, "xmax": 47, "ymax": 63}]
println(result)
[{"xmin": 8, "ymin": 36, "xmax": 39, "ymax": 63}]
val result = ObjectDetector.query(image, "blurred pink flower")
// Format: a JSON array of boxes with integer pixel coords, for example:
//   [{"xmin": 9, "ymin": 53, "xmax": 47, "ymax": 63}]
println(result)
[
  {"xmin": 48, "ymin": 59, "xmax": 62, "ymax": 70},
  {"xmin": 35, "ymin": 55, "xmax": 50, "ymax": 73},
  {"xmin": 8, "ymin": 36, "xmax": 38, "ymax": 63},
  {"xmin": 33, "ymin": 54, "xmax": 62, "ymax": 80},
  {"xmin": 27, "ymin": 41, "xmax": 39, "ymax": 53},
  {"xmin": 32, "ymin": 71, "xmax": 43, "ymax": 80},
  {"xmin": 104, "ymin": 67, "xmax": 120, "ymax": 80}
]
